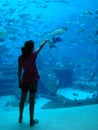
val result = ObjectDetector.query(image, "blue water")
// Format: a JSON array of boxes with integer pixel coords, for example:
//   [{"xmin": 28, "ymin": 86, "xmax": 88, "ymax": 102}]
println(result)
[
  {"xmin": 0, "ymin": 0, "xmax": 98, "ymax": 130},
  {"xmin": 0, "ymin": 0, "xmax": 98, "ymax": 100}
]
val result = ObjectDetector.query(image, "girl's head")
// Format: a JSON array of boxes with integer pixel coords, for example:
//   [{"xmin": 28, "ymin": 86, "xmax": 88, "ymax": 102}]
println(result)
[{"xmin": 21, "ymin": 40, "xmax": 34, "ymax": 57}]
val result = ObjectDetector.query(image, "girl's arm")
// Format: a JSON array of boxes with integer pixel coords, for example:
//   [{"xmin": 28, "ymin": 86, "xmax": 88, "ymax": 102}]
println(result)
[
  {"xmin": 36, "ymin": 39, "xmax": 49, "ymax": 54},
  {"xmin": 18, "ymin": 63, "xmax": 22, "ymax": 87}
]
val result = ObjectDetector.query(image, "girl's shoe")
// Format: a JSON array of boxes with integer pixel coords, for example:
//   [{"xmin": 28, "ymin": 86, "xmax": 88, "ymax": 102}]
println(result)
[
  {"xmin": 18, "ymin": 116, "xmax": 22, "ymax": 123},
  {"xmin": 30, "ymin": 119, "xmax": 39, "ymax": 127}
]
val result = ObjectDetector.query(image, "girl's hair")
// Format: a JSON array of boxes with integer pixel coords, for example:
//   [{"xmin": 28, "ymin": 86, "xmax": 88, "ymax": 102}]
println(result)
[{"xmin": 21, "ymin": 40, "xmax": 34, "ymax": 57}]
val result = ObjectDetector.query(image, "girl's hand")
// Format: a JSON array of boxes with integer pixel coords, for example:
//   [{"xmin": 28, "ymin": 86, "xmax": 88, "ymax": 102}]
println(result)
[{"xmin": 44, "ymin": 39, "xmax": 49, "ymax": 43}]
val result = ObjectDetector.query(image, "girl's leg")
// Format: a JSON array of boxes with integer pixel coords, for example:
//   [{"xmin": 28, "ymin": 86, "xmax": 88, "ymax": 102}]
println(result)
[
  {"xmin": 19, "ymin": 91, "xmax": 27, "ymax": 123},
  {"xmin": 29, "ymin": 92, "xmax": 35, "ymax": 123},
  {"xmin": 29, "ymin": 81, "xmax": 39, "ymax": 126}
]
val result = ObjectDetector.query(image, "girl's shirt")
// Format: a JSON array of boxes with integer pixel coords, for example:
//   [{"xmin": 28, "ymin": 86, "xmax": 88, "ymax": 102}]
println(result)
[{"xmin": 18, "ymin": 51, "xmax": 40, "ymax": 83}]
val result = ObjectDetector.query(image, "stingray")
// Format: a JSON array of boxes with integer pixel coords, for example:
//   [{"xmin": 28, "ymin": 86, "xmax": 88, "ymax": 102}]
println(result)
[{"xmin": 41, "ymin": 95, "xmax": 98, "ymax": 109}]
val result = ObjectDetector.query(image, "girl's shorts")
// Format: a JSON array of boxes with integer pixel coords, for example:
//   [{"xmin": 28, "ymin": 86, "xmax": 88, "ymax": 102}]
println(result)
[{"xmin": 21, "ymin": 81, "xmax": 38, "ymax": 93}]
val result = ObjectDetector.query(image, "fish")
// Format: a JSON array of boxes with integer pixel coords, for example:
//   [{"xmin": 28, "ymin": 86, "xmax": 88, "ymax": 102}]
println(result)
[
  {"xmin": 95, "ymin": 9, "xmax": 98, "ymax": 14},
  {"xmin": 72, "ymin": 93, "xmax": 79, "ymax": 96},
  {"xmin": 48, "ymin": 37, "xmax": 56, "ymax": 48},
  {"xmin": 94, "ymin": 36, "xmax": 98, "ymax": 44},
  {"xmin": 82, "ymin": 10, "xmax": 93, "ymax": 15},
  {"xmin": 48, "ymin": 36, "xmax": 62, "ymax": 48},
  {"xmin": 95, "ymin": 30, "xmax": 98, "ymax": 35},
  {"xmin": 0, "ymin": 31, "xmax": 8, "ymax": 37},
  {"xmin": 49, "ymin": 27, "xmax": 68, "ymax": 37},
  {"xmin": 0, "ymin": 38, "xmax": 5, "ymax": 42},
  {"xmin": 88, "ymin": 72, "xmax": 96, "ymax": 82},
  {"xmin": 0, "ymin": 30, "xmax": 8, "ymax": 42},
  {"xmin": 52, "ymin": 37, "xmax": 62, "ymax": 42}
]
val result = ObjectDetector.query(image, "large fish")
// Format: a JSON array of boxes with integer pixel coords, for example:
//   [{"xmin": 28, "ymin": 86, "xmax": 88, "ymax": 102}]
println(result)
[
  {"xmin": 48, "ymin": 27, "xmax": 68, "ymax": 48},
  {"xmin": 49, "ymin": 27, "xmax": 68, "ymax": 37}
]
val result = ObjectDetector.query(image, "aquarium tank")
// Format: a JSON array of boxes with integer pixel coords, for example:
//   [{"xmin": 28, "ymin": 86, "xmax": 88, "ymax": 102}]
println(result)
[{"xmin": 0, "ymin": 0, "xmax": 98, "ymax": 130}]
